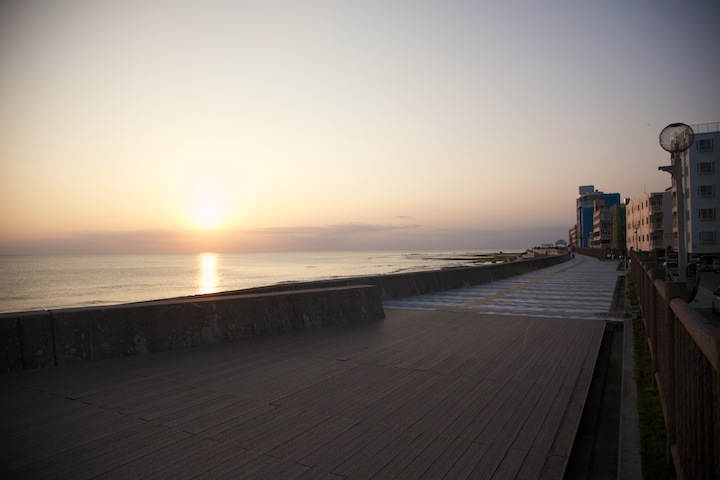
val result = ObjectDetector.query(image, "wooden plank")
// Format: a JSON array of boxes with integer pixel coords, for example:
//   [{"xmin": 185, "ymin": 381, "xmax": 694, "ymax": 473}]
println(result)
[
  {"xmin": 416, "ymin": 417, "xmax": 481, "ymax": 479},
  {"xmin": 379, "ymin": 374, "xmax": 468, "ymax": 432},
  {"xmin": 348, "ymin": 371, "xmax": 441, "ymax": 424},
  {"xmin": 443, "ymin": 441, "xmax": 490, "ymax": 479},
  {"xmin": 179, "ymin": 400, "xmax": 278, "ymax": 435},
  {"xmin": 467, "ymin": 383, "xmax": 547, "ymax": 478},
  {"xmin": 31, "ymin": 426, "xmax": 177, "ymax": 479},
  {"xmin": 297, "ymin": 422, "xmax": 383, "ymax": 470},
  {"xmin": 71, "ymin": 429, "xmax": 194, "ymax": 480},
  {"xmin": 516, "ymin": 385, "xmax": 574, "ymax": 479},
  {"xmin": 174, "ymin": 446, "xmax": 262, "ymax": 480},
  {"xmin": 0, "ymin": 394, "xmax": 100, "ymax": 435},
  {"xmin": 329, "ymin": 366, "xmax": 417, "ymax": 418},
  {"xmin": 124, "ymin": 436, "xmax": 229, "ymax": 479},
  {"xmin": 139, "ymin": 390, "xmax": 232, "ymax": 423},
  {"xmin": 411, "ymin": 324, "xmax": 493, "ymax": 373},
  {"xmin": 0, "ymin": 410, "xmax": 144, "ymax": 467},
  {"xmin": 491, "ymin": 448, "xmax": 528, "ymax": 480},
  {"xmin": 332, "ymin": 428, "xmax": 420, "ymax": 478},
  {"xmin": 237, "ymin": 412, "xmax": 329, "ymax": 452},
  {"xmin": 311, "ymin": 367, "xmax": 420, "ymax": 418},
  {"xmin": 152, "ymin": 392, "xmax": 249, "ymax": 425},
  {"xmin": 149, "ymin": 442, "xmax": 247, "ymax": 480},
  {"xmin": 99, "ymin": 434, "xmax": 229, "ymax": 479},
  {"xmin": 267, "ymin": 415, "xmax": 362, "ymax": 462},
  {"xmin": 375, "ymin": 414, "xmax": 471, "ymax": 480},
  {"xmin": 3, "ymin": 421, "xmax": 159, "ymax": 479},
  {"xmin": 270, "ymin": 363, "xmax": 385, "ymax": 410},
  {"xmin": 242, "ymin": 456, "xmax": 310, "ymax": 480},
  {"xmin": 206, "ymin": 405, "xmax": 304, "ymax": 443},
  {"xmin": 97, "ymin": 380, "xmax": 200, "ymax": 411}
]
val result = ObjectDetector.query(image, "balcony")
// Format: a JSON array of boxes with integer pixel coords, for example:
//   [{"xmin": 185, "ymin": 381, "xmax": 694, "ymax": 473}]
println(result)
[
  {"xmin": 650, "ymin": 203, "xmax": 663, "ymax": 213},
  {"xmin": 650, "ymin": 239, "xmax": 665, "ymax": 250}
]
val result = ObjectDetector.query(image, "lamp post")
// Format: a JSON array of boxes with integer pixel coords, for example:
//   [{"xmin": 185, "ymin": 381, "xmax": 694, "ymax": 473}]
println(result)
[{"xmin": 658, "ymin": 123, "xmax": 694, "ymax": 281}]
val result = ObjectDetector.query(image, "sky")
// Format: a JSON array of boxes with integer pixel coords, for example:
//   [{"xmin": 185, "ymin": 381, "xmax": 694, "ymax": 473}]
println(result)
[{"xmin": 1, "ymin": 0, "xmax": 719, "ymax": 254}]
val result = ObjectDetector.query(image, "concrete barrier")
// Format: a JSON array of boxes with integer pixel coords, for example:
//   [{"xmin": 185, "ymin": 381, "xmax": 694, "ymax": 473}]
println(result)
[
  {"xmin": 0, "ymin": 285, "xmax": 384, "ymax": 373},
  {"xmin": 0, "ymin": 254, "xmax": 568, "ymax": 373},
  {"xmin": 0, "ymin": 310, "xmax": 55, "ymax": 372},
  {"xmin": 202, "ymin": 254, "xmax": 570, "ymax": 301}
]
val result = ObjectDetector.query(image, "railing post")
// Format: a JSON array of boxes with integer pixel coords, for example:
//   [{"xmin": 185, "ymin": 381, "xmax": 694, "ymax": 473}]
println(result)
[
  {"xmin": 647, "ymin": 268, "xmax": 665, "ymax": 374},
  {"xmin": 663, "ymin": 281, "xmax": 686, "ymax": 468},
  {"xmin": 643, "ymin": 262, "xmax": 652, "ymax": 344},
  {"xmin": 716, "ymin": 330, "xmax": 720, "ymax": 478}
]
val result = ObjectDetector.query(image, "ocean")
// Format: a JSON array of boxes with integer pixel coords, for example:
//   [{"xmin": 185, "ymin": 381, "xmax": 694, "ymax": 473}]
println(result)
[{"xmin": 0, "ymin": 250, "xmax": 517, "ymax": 314}]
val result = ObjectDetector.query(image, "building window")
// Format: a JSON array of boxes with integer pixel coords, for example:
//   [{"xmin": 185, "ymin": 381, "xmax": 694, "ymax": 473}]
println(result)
[
  {"xmin": 697, "ymin": 139, "xmax": 714, "ymax": 152},
  {"xmin": 697, "ymin": 162, "xmax": 715, "ymax": 175},
  {"xmin": 699, "ymin": 231, "xmax": 716, "ymax": 244},
  {"xmin": 699, "ymin": 208, "xmax": 716, "ymax": 221},
  {"xmin": 698, "ymin": 185, "xmax": 715, "ymax": 197}
]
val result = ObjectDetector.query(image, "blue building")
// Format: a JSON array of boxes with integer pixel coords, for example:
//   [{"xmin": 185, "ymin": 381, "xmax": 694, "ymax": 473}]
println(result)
[{"xmin": 576, "ymin": 185, "xmax": 621, "ymax": 248}]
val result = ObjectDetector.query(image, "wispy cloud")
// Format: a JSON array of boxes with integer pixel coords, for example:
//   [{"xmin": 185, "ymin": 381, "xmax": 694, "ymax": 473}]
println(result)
[
  {"xmin": 246, "ymin": 222, "xmax": 421, "ymax": 237},
  {"xmin": 0, "ymin": 222, "xmax": 424, "ymax": 254}
]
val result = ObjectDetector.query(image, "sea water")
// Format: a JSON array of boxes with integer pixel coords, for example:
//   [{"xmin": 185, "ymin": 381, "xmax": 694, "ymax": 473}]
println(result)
[{"xmin": 0, "ymin": 250, "xmax": 514, "ymax": 313}]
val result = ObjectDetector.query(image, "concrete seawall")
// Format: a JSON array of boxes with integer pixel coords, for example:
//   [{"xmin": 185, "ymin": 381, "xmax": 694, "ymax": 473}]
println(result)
[
  {"xmin": 0, "ymin": 253, "xmax": 568, "ymax": 373},
  {"xmin": 1, "ymin": 286, "xmax": 384, "ymax": 373},
  {"xmin": 200, "ymin": 252, "xmax": 569, "ymax": 301}
]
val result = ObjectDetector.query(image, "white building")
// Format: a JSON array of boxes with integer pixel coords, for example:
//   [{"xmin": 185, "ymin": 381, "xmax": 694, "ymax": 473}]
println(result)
[
  {"xmin": 626, "ymin": 192, "xmax": 673, "ymax": 252},
  {"xmin": 591, "ymin": 199, "xmax": 612, "ymax": 249},
  {"xmin": 673, "ymin": 123, "xmax": 720, "ymax": 256}
]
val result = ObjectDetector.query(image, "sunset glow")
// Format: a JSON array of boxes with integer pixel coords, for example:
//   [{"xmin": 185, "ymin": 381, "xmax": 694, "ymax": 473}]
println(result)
[
  {"xmin": 1, "ymin": 1, "xmax": 718, "ymax": 254},
  {"xmin": 196, "ymin": 252, "xmax": 219, "ymax": 294},
  {"xmin": 189, "ymin": 196, "xmax": 227, "ymax": 230}
]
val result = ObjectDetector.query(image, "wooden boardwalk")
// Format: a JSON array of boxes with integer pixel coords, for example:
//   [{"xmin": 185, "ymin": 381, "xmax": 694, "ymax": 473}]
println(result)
[{"xmin": 0, "ymin": 309, "xmax": 606, "ymax": 479}]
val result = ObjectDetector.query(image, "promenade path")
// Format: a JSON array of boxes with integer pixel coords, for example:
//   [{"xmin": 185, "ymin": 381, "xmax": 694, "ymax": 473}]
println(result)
[{"xmin": 0, "ymin": 255, "xmax": 624, "ymax": 479}]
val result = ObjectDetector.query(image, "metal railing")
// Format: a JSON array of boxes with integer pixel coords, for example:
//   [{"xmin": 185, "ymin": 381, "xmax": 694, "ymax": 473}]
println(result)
[{"xmin": 630, "ymin": 251, "xmax": 719, "ymax": 479}]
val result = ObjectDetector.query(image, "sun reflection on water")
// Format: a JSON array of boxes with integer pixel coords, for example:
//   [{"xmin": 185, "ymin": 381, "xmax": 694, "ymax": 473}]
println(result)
[{"xmin": 197, "ymin": 252, "xmax": 219, "ymax": 295}]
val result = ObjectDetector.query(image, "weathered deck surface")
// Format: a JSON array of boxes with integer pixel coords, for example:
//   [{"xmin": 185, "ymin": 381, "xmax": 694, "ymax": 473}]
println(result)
[{"xmin": 0, "ymin": 307, "xmax": 606, "ymax": 479}]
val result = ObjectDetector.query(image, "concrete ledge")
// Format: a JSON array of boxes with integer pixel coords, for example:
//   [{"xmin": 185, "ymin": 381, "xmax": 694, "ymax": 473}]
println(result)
[
  {"xmin": 204, "ymin": 254, "xmax": 570, "ymax": 301},
  {"xmin": 0, "ymin": 310, "xmax": 56, "ymax": 372},
  {"xmin": 0, "ymin": 285, "xmax": 384, "ymax": 373}
]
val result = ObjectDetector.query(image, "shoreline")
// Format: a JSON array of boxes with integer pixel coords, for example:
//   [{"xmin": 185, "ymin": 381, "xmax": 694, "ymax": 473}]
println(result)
[{"xmin": 0, "ymin": 250, "xmax": 525, "ymax": 314}]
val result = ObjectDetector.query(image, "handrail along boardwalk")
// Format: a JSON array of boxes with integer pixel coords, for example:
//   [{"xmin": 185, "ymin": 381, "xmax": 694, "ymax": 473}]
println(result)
[{"xmin": 631, "ymin": 251, "xmax": 720, "ymax": 480}]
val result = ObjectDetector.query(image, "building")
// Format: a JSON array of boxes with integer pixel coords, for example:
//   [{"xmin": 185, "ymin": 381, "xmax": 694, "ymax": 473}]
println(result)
[
  {"xmin": 609, "ymin": 202, "xmax": 626, "ymax": 255},
  {"xmin": 679, "ymin": 123, "xmax": 720, "ymax": 256},
  {"xmin": 568, "ymin": 225, "xmax": 578, "ymax": 248},
  {"xmin": 591, "ymin": 199, "xmax": 612, "ymax": 249},
  {"xmin": 576, "ymin": 186, "xmax": 621, "ymax": 248},
  {"xmin": 626, "ymin": 191, "xmax": 673, "ymax": 253}
]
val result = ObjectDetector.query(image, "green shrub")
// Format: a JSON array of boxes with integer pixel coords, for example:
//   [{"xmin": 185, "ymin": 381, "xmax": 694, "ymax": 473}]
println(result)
[{"xmin": 627, "ymin": 273, "xmax": 676, "ymax": 479}]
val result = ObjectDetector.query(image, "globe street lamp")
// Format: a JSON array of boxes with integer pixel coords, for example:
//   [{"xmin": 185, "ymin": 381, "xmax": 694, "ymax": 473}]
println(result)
[{"xmin": 658, "ymin": 123, "xmax": 694, "ymax": 281}]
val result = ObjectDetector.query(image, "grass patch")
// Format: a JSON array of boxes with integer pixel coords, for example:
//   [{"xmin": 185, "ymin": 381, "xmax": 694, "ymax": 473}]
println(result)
[{"xmin": 627, "ymin": 273, "xmax": 676, "ymax": 479}]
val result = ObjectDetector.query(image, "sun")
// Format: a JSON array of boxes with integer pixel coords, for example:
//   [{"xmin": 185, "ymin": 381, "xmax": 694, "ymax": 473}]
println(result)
[{"xmin": 190, "ymin": 196, "xmax": 227, "ymax": 229}]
